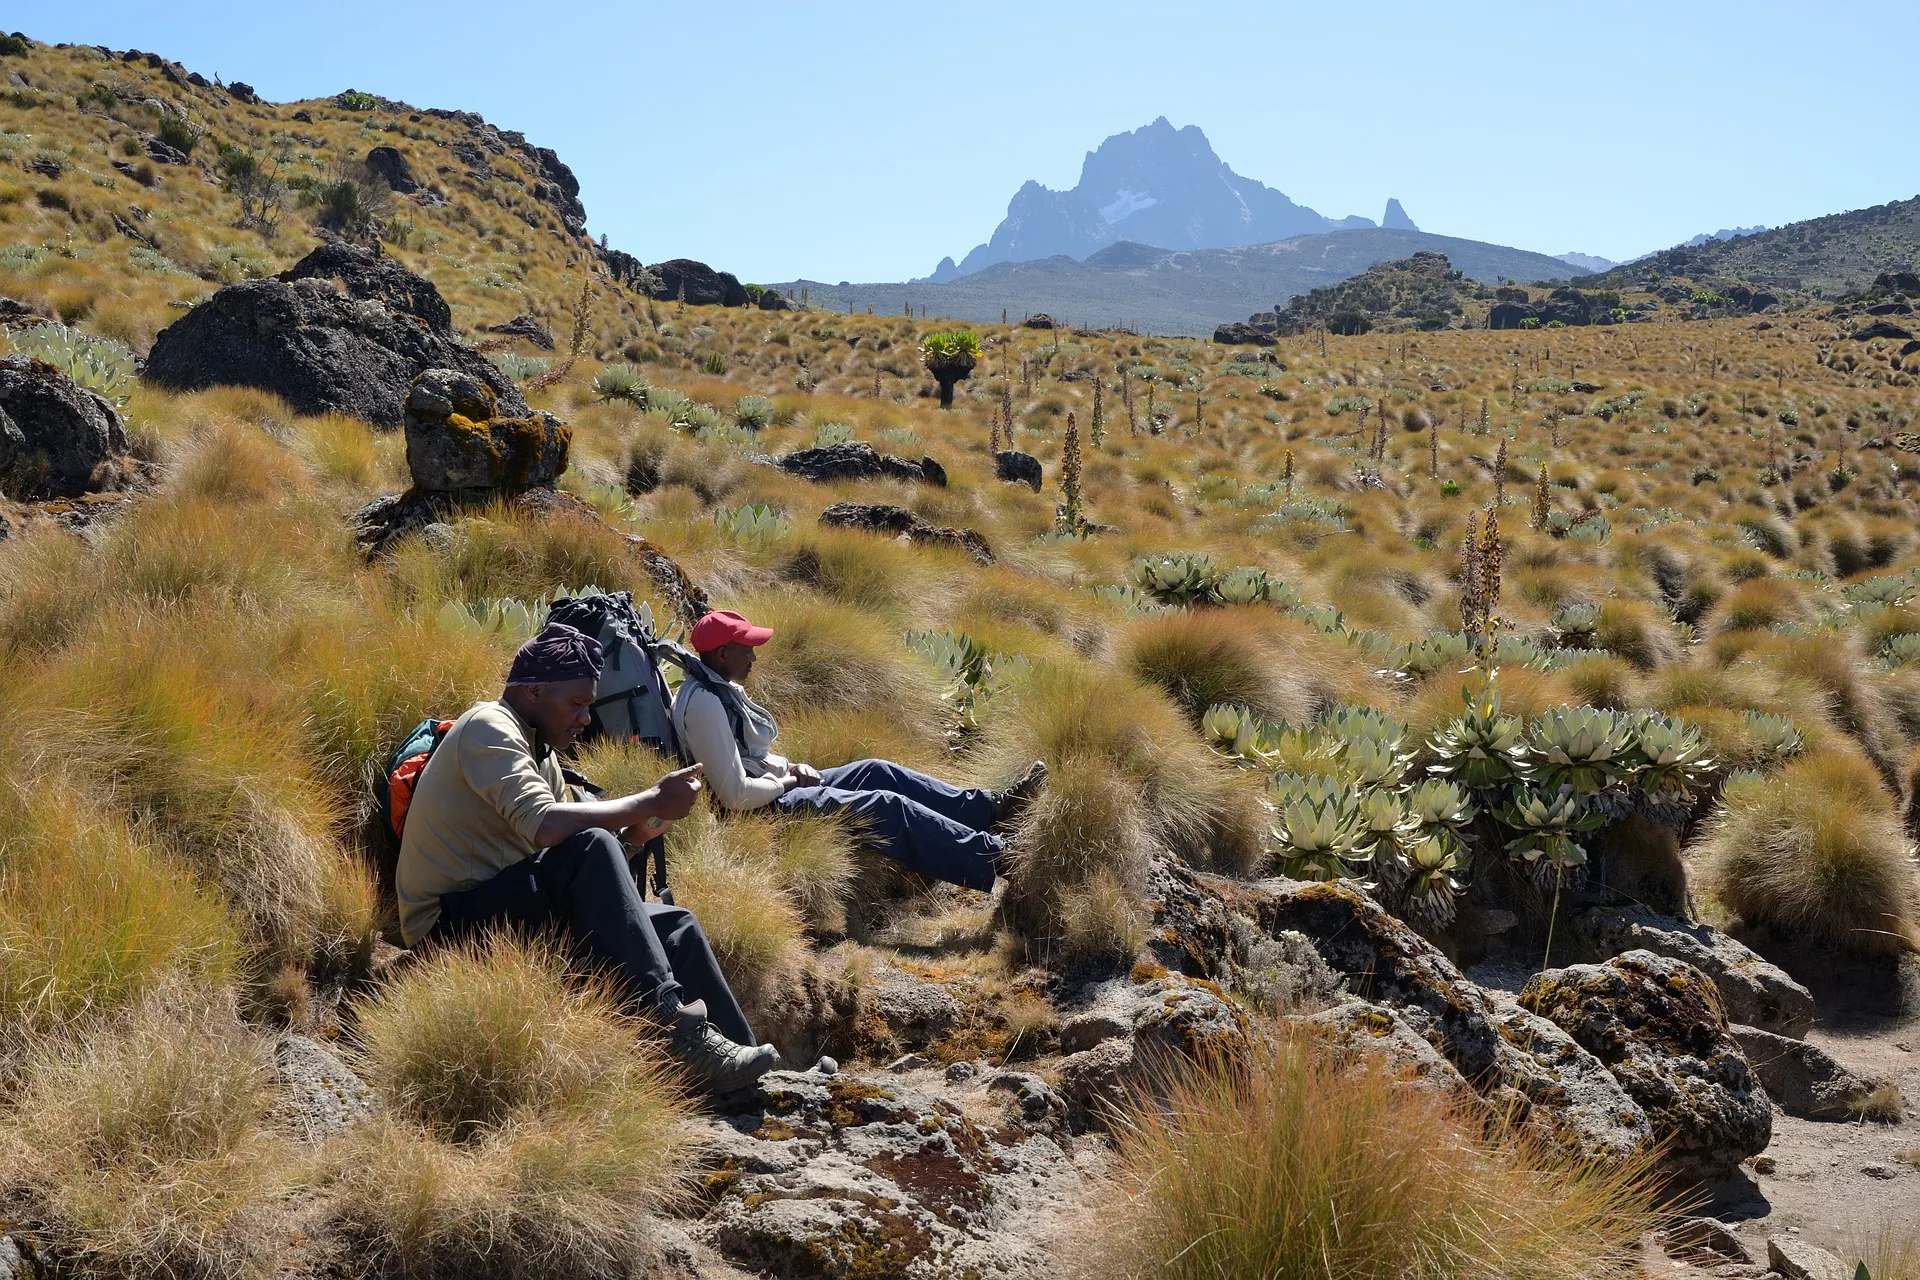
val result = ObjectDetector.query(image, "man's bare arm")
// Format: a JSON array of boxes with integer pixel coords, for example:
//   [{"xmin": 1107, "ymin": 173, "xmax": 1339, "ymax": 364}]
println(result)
[{"xmin": 534, "ymin": 764, "xmax": 703, "ymax": 847}]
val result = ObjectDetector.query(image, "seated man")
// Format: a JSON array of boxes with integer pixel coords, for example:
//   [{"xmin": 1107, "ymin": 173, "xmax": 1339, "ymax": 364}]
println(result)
[
  {"xmin": 397, "ymin": 620, "xmax": 778, "ymax": 1093},
  {"xmin": 671, "ymin": 609, "xmax": 1046, "ymax": 891}
]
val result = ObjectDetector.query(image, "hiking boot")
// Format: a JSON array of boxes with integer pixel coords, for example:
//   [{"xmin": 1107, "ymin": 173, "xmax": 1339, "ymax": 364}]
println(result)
[
  {"xmin": 991, "ymin": 759, "xmax": 1048, "ymax": 831},
  {"xmin": 667, "ymin": 1012, "xmax": 779, "ymax": 1094}
]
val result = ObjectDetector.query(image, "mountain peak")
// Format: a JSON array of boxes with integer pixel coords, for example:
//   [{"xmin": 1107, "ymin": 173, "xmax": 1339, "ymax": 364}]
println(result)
[
  {"xmin": 1381, "ymin": 198, "xmax": 1418, "ymax": 231},
  {"xmin": 944, "ymin": 120, "xmax": 1341, "ymax": 279}
]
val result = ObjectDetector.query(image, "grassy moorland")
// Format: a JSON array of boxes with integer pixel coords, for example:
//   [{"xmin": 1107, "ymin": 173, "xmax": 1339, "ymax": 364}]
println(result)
[{"xmin": 2, "ymin": 30, "xmax": 1920, "ymax": 1280}]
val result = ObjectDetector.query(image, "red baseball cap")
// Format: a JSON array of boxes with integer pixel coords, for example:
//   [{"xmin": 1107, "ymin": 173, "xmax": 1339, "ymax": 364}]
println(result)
[{"xmin": 691, "ymin": 609, "xmax": 773, "ymax": 653}]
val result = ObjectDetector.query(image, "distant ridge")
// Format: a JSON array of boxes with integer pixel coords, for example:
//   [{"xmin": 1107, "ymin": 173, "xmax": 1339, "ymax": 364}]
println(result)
[
  {"xmin": 1587, "ymin": 197, "xmax": 1920, "ymax": 295},
  {"xmin": 781, "ymin": 227, "xmax": 1585, "ymax": 337}
]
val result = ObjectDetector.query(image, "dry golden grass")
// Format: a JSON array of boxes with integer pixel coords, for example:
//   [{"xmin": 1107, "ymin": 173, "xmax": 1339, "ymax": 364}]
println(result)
[
  {"xmin": 1699, "ymin": 750, "xmax": 1918, "ymax": 954},
  {"xmin": 334, "ymin": 936, "xmax": 693, "ymax": 1279},
  {"xmin": 0, "ymin": 988, "xmax": 291, "ymax": 1280},
  {"xmin": 1067, "ymin": 1032, "xmax": 1659, "ymax": 1280}
]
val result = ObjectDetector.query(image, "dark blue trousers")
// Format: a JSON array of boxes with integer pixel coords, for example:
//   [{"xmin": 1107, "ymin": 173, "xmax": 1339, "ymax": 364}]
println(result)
[
  {"xmin": 428, "ymin": 828, "xmax": 755, "ymax": 1045},
  {"xmin": 774, "ymin": 758, "xmax": 1003, "ymax": 891}
]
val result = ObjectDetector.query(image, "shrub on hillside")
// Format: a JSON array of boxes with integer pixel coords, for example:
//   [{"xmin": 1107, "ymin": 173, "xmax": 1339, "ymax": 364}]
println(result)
[{"xmin": 1066, "ymin": 1033, "xmax": 1656, "ymax": 1280}]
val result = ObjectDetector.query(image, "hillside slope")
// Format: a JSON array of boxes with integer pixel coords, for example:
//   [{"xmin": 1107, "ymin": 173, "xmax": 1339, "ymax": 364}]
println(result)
[
  {"xmin": 0, "ymin": 34, "xmax": 745, "ymax": 357},
  {"xmin": 1587, "ymin": 196, "xmax": 1920, "ymax": 296},
  {"xmin": 786, "ymin": 228, "xmax": 1586, "ymax": 336}
]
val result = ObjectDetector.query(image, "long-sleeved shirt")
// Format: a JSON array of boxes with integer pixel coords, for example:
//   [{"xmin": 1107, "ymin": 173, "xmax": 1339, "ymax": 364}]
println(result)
[
  {"xmin": 395, "ymin": 700, "xmax": 567, "ymax": 944},
  {"xmin": 670, "ymin": 659, "xmax": 789, "ymax": 811}
]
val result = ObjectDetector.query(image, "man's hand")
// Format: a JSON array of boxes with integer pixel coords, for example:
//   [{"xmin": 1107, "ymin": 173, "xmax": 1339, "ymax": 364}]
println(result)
[
  {"xmin": 652, "ymin": 764, "xmax": 705, "ymax": 819},
  {"xmin": 786, "ymin": 762, "xmax": 822, "ymax": 789},
  {"xmin": 534, "ymin": 764, "xmax": 704, "ymax": 848}
]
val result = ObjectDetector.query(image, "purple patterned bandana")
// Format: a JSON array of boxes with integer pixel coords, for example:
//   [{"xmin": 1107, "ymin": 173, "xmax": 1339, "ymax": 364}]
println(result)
[{"xmin": 506, "ymin": 621, "xmax": 604, "ymax": 686}]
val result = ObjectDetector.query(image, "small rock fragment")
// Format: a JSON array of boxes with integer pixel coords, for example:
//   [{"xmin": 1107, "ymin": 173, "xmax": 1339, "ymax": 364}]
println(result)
[{"xmin": 1767, "ymin": 1237, "xmax": 1850, "ymax": 1280}]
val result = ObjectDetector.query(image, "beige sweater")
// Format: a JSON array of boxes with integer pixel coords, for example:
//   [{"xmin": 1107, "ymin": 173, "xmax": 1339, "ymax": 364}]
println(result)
[{"xmin": 395, "ymin": 700, "xmax": 566, "ymax": 945}]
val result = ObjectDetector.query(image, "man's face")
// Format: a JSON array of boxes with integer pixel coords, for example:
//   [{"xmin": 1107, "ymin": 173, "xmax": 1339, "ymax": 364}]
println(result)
[
  {"xmin": 516, "ymin": 677, "xmax": 599, "ymax": 748},
  {"xmin": 707, "ymin": 640, "xmax": 758, "ymax": 683}
]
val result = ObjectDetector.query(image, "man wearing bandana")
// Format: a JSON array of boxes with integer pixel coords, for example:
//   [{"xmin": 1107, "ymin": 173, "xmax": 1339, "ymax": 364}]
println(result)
[{"xmin": 396, "ymin": 620, "xmax": 779, "ymax": 1093}]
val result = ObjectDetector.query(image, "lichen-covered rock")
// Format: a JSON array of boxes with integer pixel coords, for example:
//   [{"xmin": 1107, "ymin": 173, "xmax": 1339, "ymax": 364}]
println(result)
[
  {"xmin": 1229, "ymin": 876, "xmax": 1653, "ymax": 1165},
  {"xmin": 703, "ymin": 1072, "xmax": 1081, "ymax": 1279},
  {"xmin": 1522, "ymin": 950, "xmax": 1771, "ymax": 1183},
  {"xmin": 1289, "ymin": 1000, "xmax": 1467, "ymax": 1091},
  {"xmin": 402, "ymin": 367, "xmax": 569, "ymax": 493},
  {"xmin": 1055, "ymin": 1036, "xmax": 1136, "ymax": 1131},
  {"xmin": 860, "ymin": 968, "xmax": 964, "ymax": 1057},
  {"xmin": 0, "ymin": 355, "xmax": 132, "ymax": 498},
  {"xmin": 1046, "ymin": 973, "xmax": 1248, "ymax": 1132},
  {"xmin": 818, "ymin": 502, "xmax": 993, "ymax": 565},
  {"xmin": 994, "ymin": 449, "xmax": 1043, "ymax": 491},
  {"xmin": 1574, "ymin": 905, "xmax": 1813, "ymax": 1038},
  {"xmin": 268, "ymin": 1033, "xmax": 374, "ymax": 1142},
  {"xmin": 778, "ymin": 441, "xmax": 941, "ymax": 486},
  {"xmin": 145, "ymin": 243, "xmax": 524, "ymax": 429},
  {"xmin": 1729, "ymin": 1024, "xmax": 1884, "ymax": 1121}
]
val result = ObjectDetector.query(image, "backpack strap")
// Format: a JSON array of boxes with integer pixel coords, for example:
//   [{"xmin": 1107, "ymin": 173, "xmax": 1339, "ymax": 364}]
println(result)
[{"xmin": 662, "ymin": 647, "xmax": 750, "ymax": 758}]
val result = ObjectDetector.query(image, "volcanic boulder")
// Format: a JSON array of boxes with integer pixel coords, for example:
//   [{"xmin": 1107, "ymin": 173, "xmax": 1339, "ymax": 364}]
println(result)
[
  {"xmin": 145, "ymin": 243, "xmax": 524, "ymax": 429},
  {"xmin": 1522, "ymin": 950, "xmax": 1772, "ymax": 1183},
  {"xmin": 0, "ymin": 355, "xmax": 132, "ymax": 498},
  {"xmin": 648, "ymin": 258, "xmax": 747, "ymax": 307}
]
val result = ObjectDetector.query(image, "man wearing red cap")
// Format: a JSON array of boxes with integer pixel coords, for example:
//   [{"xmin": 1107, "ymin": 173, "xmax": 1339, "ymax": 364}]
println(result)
[
  {"xmin": 674, "ymin": 609, "xmax": 1046, "ymax": 891},
  {"xmin": 397, "ymin": 620, "xmax": 780, "ymax": 1093}
]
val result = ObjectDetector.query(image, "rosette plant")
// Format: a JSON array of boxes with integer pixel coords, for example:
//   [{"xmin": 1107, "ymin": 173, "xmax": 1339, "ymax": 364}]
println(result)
[{"xmin": 920, "ymin": 330, "xmax": 981, "ymax": 408}]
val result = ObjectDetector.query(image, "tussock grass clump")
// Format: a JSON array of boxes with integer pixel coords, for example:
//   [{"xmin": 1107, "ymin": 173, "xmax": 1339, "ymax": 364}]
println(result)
[
  {"xmin": 1700, "ymin": 750, "xmax": 1919, "ymax": 955},
  {"xmin": 335, "ymin": 937, "xmax": 693, "ymax": 1280},
  {"xmin": 0, "ymin": 780, "xmax": 236, "ymax": 1040},
  {"xmin": 1067, "ymin": 1034, "xmax": 1657, "ymax": 1280},
  {"xmin": 0, "ymin": 989, "xmax": 291, "ymax": 1280},
  {"xmin": 29, "ymin": 609, "xmax": 341, "ymax": 958},
  {"xmin": 1118, "ymin": 607, "xmax": 1297, "ymax": 726},
  {"xmin": 986, "ymin": 660, "xmax": 1266, "ymax": 944}
]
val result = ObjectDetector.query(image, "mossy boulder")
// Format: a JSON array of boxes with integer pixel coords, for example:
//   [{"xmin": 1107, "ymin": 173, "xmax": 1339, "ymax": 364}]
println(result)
[
  {"xmin": 1521, "ymin": 950, "xmax": 1772, "ymax": 1184},
  {"xmin": 402, "ymin": 368, "xmax": 568, "ymax": 494}
]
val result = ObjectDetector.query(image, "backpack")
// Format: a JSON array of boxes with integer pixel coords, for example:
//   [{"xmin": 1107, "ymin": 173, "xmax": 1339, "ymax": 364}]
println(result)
[
  {"xmin": 544, "ymin": 590, "xmax": 691, "ymax": 903},
  {"xmin": 547, "ymin": 591, "xmax": 685, "ymax": 757},
  {"xmin": 379, "ymin": 717, "xmax": 455, "ymax": 843}
]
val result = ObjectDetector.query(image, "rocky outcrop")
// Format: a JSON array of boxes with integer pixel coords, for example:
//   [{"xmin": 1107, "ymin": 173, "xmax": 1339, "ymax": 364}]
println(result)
[
  {"xmin": 1521, "ymin": 951, "xmax": 1771, "ymax": 1183},
  {"xmin": 1226, "ymin": 877, "xmax": 1654, "ymax": 1166},
  {"xmin": 818, "ymin": 502, "xmax": 993, "ymax": 565},
  {"xmin": 650, "ymin": 259, "xmax": 748, "ymax": 307},
  {"xmin": 362, "ymin": 145, "xmax": 418, "ymax": 194},
  {"xmin": 1851, "ymin": 320, "xmax": 1913, "ymax": 341},
  {"xmin": 1052, "ymin": 974, "xmax": 1249, "ymax": 1129},
  {"xmin": 1022, "ymin": 313, "xmax": 1055, "ymax": 330},
  {"xmin": 777, "ymin": 442, "xmax": 946, "ymax": 487},
  {"xmin": 402, "ymin": 368, "xmax": 569, "ymax": 494},
  {"xmin": 268, "ymin": 1033, "xmax": 374, "ymax": 1142},
  {"xmin": 1489, "ymin": 301, "xmax": 1539, "ymax": 329},
  {"xmin": 145, "ymin": 243, "xmax": 523, "ymax": 429},
  {"xmin": 701, "ymin": 1070, "xmax": 1082, "ymax": 1279},
  {"xmin": 1573, "ymin": 906, "xmax": 1814, "ymax": 1038},
  {"xmin": 281, "ymin": 241, "xmax": 456, "ymax": 336},
  {"xmin": 481, "ymin": 312, "xmax": 554, "ymax": 350},
  {"xmin": 994, "ymin": 450, "xmax": 1043, "ymax": 491},
  {"xmin": 1213, "ymin": 321, "xmax": 1276, "ymax": 346},
  {"xmin": 1729, "ymin": 1024, "xmax": 1884, "ymax": 1121},
  {"xmin": 0, "ymin": 356, "xmax": 133, "ymax": 499}
]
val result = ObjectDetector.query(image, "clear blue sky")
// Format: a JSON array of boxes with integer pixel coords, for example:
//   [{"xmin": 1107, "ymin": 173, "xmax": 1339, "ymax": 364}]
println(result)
[{"xmin": 30, "ymin": 1, "xmax": 1920, "ymax": 282}]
